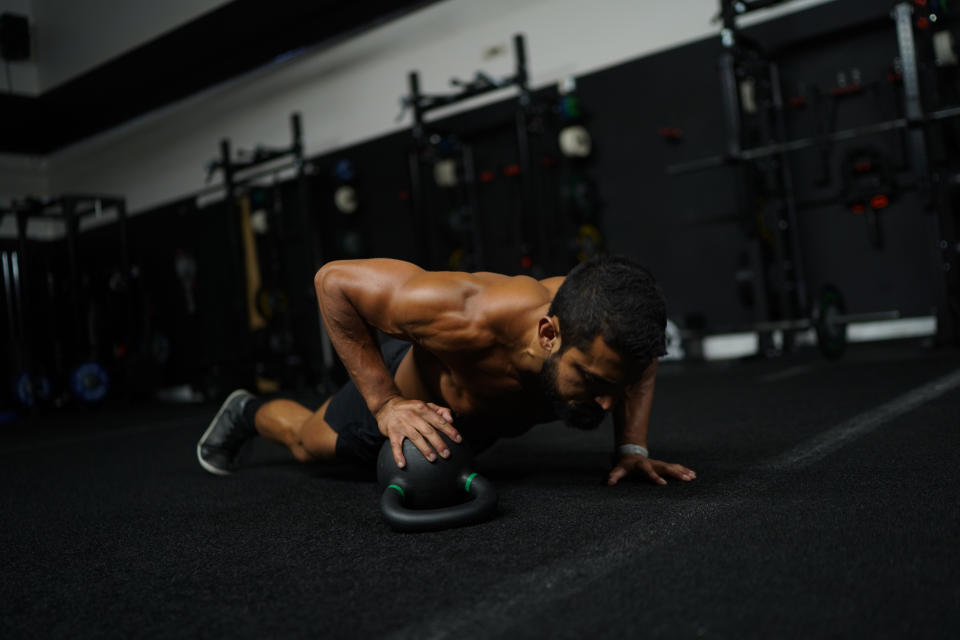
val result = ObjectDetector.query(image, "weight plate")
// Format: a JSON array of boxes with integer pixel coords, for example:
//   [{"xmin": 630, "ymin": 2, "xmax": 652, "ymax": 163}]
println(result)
[
  {"xmin": 433, "ymin": 159, "xmax": 458, "ymax": 188},
  {"xmin": 333, "ymin": 185, "xmax": 358, "ymax": 214},
  {"xmin": 448, "ymin": 248, "xmax": 466, "ymax": 270},
  {"xmin": 152, "ymin": 333, "xmax": 171, "ymax": 365},
  {"xmin": 814, "ymin": 285, "xmax": 847, "ymax": 359},
  {"xmin": 71, "ymin": 362, "xmax": 110, "ymax": 404},
  {"xmin": 575, "ymin": 224, "xmax": 603, "ymax": 262},
  {"xmin": 662, "ymin": 319, "xmax": 685, "ymax": 361},
  {"xmin": 256, "ymin": 288, "xmax": 288, "ymax": 320},
  {"xmin": 337, "ymin": 230, "xmax": 365, "ymax": 258},
  {"xmin": 559, "ymin": 125, "xmax": 591, "ymax": 158},
  {"xmin": 333, "ymin": 159, "xmax": 355, "ymax": 182},
  {"xmin": 14, "ymin": 372, "xmax": 51, "ymax": 408}
]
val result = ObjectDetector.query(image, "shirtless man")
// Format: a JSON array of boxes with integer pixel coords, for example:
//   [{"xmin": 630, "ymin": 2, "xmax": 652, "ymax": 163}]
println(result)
[{"xmin": 197, "ymin": 255, "xmax": 695, "ymax": 486}]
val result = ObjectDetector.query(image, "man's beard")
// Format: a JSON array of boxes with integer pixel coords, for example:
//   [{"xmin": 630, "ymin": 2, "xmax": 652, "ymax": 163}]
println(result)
[{"xmin": 539, "ymin": 353, "xmax": 607, "ymax": 431}]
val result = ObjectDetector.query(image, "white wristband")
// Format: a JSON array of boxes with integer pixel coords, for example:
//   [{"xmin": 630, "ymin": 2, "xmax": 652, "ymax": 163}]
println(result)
[{"xmin": 617, "ymin": 444, "xmax": 649, "ymax": 458}]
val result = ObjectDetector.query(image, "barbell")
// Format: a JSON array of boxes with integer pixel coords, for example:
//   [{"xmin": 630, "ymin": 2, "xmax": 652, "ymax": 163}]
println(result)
[{"xmin": 676, "ymin": 285, "xmax": 898, "ymax": 359}]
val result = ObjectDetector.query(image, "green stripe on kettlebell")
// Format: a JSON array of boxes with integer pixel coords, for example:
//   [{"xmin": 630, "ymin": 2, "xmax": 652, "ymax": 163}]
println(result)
[
  {"xmin": 464, "ymin": 473, "xmax": 478, "ymax": 493},
  {"xmin": 387, "ymin": 484, "xmax": 405, "ymax": 498}
]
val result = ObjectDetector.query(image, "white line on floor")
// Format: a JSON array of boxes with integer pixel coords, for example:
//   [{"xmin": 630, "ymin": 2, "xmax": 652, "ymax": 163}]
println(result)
[{"xmin": 762, "ymin": 367, "xmax": 960, "ymax": 471}]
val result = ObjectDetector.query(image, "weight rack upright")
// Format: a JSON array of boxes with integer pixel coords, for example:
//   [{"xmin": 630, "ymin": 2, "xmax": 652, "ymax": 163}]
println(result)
[
  {"xmin": 204, "ymin": 112, "xmax": 337, "ymax": 393},
  {"xmin": 1, "ymin": 194, "xmax": 130, "ymax": 408},
  {"xmin": 669, "ymin": 0, "xmax": 960, "ymax": 349},
  {"xmin": 403, "ymin": 34, "xmax": 549, "ymax": 273}
]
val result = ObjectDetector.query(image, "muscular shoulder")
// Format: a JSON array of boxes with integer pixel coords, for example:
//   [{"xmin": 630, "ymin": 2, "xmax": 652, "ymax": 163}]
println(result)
[
  {"xmin": 399, "ymin": 270, "xmax": 556, "ymax": 351},
  {"xmin": 471, "ymin": 274, "xmax": 559, "ymax": 339},
  {"xmin": 386, "ymin": 269, "xmax": 505, "ymax": 351}
]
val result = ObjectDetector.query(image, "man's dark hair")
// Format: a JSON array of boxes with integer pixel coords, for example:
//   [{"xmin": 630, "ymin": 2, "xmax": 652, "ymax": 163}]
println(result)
[{"xmin": 548, "ymin": 255, "xmax": 667, "ymax": 366}]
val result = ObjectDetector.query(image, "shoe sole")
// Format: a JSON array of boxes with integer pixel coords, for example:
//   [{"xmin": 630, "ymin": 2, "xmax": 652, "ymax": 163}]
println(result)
[{"xmin": 196, "ymin": 389, "xmax": 251, "ymax": 476}]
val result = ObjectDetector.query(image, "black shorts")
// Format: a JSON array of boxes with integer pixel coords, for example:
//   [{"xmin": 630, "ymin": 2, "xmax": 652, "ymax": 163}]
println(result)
[{"xmin": 324, "ymin": 339, "xmax": 412, "ymax": 466}]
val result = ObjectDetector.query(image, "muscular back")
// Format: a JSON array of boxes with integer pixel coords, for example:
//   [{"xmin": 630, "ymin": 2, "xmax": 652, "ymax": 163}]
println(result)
[
  {"xmin": 317, "ymin": 258, "xmax": 558, "ymax": 354},
  {"xmin": 315, "ymin": 259, "xmax": 562, "ymax": 421}
]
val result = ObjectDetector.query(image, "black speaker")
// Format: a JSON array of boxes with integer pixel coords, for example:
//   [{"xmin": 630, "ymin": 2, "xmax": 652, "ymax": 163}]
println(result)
[{"xmin": 0, "ymin": 13, "xmax": 30, "ymax": 62}]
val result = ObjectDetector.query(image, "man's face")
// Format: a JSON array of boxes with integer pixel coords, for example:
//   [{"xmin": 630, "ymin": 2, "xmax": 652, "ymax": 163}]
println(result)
[{"xmin": 539, "ymin": 334, "xmax": 626, "ymax": 430}]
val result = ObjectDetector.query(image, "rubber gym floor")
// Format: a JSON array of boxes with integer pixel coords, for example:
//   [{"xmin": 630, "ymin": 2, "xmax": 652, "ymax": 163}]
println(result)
[{"xmin": 1, "ymin": 340, "xmax": 958, "ymax": 639}]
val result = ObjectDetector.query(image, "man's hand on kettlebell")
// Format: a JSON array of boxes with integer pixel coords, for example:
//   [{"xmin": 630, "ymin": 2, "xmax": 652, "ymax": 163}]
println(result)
[{"xmin": 375, "ymin": 396, "xmax": 460, "ymax": 467}]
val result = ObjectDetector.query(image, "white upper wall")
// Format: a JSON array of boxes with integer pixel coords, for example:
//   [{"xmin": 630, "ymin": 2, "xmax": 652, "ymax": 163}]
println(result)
[
  {"xmin": 3, "ymin": 0, "xmax": 836, "ymax": 219},
  {"xmin": 0, "ymin": 153, "xmax": 47, "ymax": 194},
  {"xmin": 30, "ymin": 0, "xmax": 232, "ymax": 91}
]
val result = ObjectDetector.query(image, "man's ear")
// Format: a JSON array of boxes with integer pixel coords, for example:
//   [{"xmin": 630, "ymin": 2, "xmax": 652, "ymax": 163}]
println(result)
[{"xmin": 538, "ymin": 316, "xmax": 561, "ymax": 352}]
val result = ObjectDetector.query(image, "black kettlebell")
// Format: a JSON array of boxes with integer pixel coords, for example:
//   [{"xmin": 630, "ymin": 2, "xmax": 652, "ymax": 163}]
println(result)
[{"xmin": 376, "ymin": 432, "xmax": 497, "ymax": 532}]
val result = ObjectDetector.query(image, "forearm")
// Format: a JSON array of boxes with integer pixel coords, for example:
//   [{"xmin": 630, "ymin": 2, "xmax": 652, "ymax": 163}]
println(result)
[
  {"xmin": 608, "ymin": 360, "xmax": 696, "ymax": 485},
  {"xmin": 314, "ymin": 265, "xmax": 401, "ymax": 415},
  {"xmin": 613, "ymin": 359, "xmax": 658, "ymax": 449}
]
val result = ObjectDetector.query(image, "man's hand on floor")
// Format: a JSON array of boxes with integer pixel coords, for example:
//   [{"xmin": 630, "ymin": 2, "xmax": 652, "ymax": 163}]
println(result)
[{"xmin": 607, "ymin": 453, "xmax": 696, "ymax": 486}]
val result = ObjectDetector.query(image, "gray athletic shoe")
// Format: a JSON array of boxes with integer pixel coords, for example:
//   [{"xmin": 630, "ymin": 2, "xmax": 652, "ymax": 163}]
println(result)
[{"xmin": 196, "ymin": 389, "xmax": 257, "ymax": 475}]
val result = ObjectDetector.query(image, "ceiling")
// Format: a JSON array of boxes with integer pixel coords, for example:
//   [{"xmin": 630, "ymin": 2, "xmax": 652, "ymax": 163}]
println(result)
[{"xmin": 0, "ymin": 0, "xmax": 436, "ymax": 155}]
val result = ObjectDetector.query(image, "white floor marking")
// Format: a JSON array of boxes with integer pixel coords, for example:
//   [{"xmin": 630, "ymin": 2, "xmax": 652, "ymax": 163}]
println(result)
[{"xmin": 763, "ymin": 367, "xmax": 960, "ymax": 471}]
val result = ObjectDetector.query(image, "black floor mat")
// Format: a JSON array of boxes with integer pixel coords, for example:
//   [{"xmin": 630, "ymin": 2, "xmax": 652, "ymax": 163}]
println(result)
[{"xmin": 2, "ymin": 342, "xmax": 958, "ymax": 638}]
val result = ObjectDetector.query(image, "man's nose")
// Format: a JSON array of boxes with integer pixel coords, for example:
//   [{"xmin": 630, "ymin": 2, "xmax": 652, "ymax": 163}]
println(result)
[{"xmin": 594, "ymin": 395, "xmax": 614, "ymax": 411}]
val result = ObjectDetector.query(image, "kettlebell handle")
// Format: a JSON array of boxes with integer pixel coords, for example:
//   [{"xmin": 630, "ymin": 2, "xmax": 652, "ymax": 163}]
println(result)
[{"xmin": 379, "ymin": 474, "xmax": 497, "ymax": 532}]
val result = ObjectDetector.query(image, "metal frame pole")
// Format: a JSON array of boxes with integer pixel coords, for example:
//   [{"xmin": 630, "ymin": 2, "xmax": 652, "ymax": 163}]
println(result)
[
  {"xmin": 12, "ymin": 206, "xmax": 30, "ymax": 377},
  {"xmin": 512, "ymin": 34, "xmax": 547, "ymax": 273},
  {"xmin": 406, "ymin": 71, "xmax": 435, "ymax": 267},
  {"xmin": 893, "ymin": 2, "xmax": 930, "ymax": 201},
  {"xmin": 63, "ymin": 197, "xmax": 83, "ymax": 363},
  {"xmin": 770, "ymin": 62, "xmax": 809, "ymax": 318}
]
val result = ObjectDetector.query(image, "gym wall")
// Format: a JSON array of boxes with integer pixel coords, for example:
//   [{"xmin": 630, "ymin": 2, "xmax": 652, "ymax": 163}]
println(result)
[
  {"xmin": 342, "ymin": 0, "xmax": 944, "ymax": 330},
  {"xmin": 1, "ymin": 0, "xmax": 835, "ymax": 213},
  {"xmin": 0, "ymin": 154, "xmax": 48, "ymax": 196},
  {"xmin": 580, "ymin": 27, "xmax": 942, "ymax": 331}
]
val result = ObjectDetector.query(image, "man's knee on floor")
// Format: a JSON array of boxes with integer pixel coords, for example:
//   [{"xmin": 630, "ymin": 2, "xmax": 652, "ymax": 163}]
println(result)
[{"xmin": 297, "ymin": 413, "xmax": 339, "ymax": 462}]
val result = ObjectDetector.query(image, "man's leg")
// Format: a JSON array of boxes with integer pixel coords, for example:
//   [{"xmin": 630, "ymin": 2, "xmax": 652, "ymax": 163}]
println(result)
[
  {"xmin": 198, "ymin": 341, "xmax": 413, "ymax": 474},
  {"xmin": 197, "ymin": 391, "xmax": 338, "ymax": 474},
  {"xmin": 252, "ymin": 397, "xmax": 337, "ymax": 463}
]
